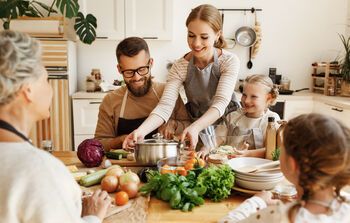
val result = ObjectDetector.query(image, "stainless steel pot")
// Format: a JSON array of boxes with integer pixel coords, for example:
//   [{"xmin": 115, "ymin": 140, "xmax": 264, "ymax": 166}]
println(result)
[
  {"xmin": 235, "ymin": 26, "xmax": 257, "ymax": 47},
  {"xmin": 134, "ymin": 134, "xmax": 181, "ymax": 165}
]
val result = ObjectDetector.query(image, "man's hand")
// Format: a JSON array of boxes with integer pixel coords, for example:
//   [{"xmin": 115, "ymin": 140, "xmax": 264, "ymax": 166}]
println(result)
[
  {"xmin": 158, "ymin": 119, "xmax": 177, "ymax": 139},
  {"xmin": 82, "ymin": 189, "xmax": 111, "ymax": 220}
]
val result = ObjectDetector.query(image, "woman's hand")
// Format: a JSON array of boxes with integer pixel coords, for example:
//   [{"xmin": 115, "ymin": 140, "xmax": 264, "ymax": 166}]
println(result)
[
  {"xmin": 196, "ymin": 146, "xmax": 209, "ymax": 159},
  {"xmin": 82, "ymin": 189, "xmax": 111, "ymax": 220},
  {"xmin": 180, "ymin": 124, "xmax": 201, "ymax": 149},
  {"xmin": 122, "ymin": 130, "xmax": 144, "ymax": 151}
]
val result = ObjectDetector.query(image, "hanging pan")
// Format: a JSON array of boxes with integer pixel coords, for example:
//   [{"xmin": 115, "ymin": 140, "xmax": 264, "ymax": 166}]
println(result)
[{"xmin": 235, "ymin": 26, "xmax": 257, "ymax": 47}]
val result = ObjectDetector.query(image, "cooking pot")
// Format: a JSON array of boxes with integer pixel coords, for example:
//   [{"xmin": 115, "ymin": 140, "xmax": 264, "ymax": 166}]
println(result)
[
  {"xmin": 235, "ymin": 26, "xmax": 257, "ymax": 47},
  {"xmin": 134, "ymin": 133, "xmax": 184, "ymax": 166}
]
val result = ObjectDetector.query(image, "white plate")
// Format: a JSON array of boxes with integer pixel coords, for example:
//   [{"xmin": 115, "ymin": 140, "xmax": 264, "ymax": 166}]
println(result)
[
  {"xmin": 236, "ymin": 177, "xmax": 284, "ymax": 191},
  {"xmin": 228, "ymin": 157, "xmax": 282, "ymax": 177}
]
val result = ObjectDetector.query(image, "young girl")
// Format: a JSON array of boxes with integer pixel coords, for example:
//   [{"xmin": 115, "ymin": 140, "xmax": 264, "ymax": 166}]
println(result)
[
  {"xmin": 224, "ymin": 74, "xmax": 280, "ymax": 158},
  {"xmin": 219, "ymin": 113, "xmax": 350, "ymax": 223}
]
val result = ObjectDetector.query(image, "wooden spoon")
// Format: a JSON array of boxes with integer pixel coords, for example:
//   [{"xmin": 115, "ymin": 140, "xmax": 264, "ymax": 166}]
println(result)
[{"xmin": 238, "ymin": 160, "xmax": 280, "ymax": 173}]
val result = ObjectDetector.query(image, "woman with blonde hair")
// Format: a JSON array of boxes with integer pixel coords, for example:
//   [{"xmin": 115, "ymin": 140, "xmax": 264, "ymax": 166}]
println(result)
[
  {"xmin": 124, "ymin": 4, "xmax": 240, "ymax": 149},
  {"xmin": 0, "ymin": 30, "xmax": 110, "ymax": 223},
  {"xmin": 219, "ymin": 113, "xmax": 350, "ymax": 222}
]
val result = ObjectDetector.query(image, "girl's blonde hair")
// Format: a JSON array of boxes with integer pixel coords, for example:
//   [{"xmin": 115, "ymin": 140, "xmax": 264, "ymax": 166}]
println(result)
[
  {"xmin": 186, "ymin": 4, "xmax": 226, "ymax": 49},
  {"xmin": 0, "ymin": 30, "xmax": 42, "ymax": 105},
  {"xmin": 243, "ymin": 74, "xmax": 279, "ymax": 106},
  {"xmin": 283, "ymin": 114, "xmax": 350, "ymax": 221}
]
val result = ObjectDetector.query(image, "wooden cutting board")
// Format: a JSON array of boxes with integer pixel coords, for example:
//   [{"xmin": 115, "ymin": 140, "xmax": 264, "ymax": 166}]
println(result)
[{"xmin": 82, "ymin": 185, "xmax": 150, "ymax": 223}]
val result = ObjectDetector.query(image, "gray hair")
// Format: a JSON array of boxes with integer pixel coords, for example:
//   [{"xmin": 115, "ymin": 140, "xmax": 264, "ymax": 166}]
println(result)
[{"xmin": 0, "ymin": 30, "xmax": 42, "ymax": 105}]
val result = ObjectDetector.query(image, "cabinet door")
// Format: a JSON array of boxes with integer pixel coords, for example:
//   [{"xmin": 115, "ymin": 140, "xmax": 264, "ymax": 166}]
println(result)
[
  {"xmin": 284, "ymin": 99, "xmax": 314, "ymax": 120},
  {"xmin": 125, "ymin": 0, "xmax": 173, "ymax": 40},
  {"xmin": 313, "ymin": 101, "xmax": 350, "ymax": 128},
  {"xmin": 79, "ymin": 0, "xmax": 124, "ymax": 40},
  {"xmin": 73, "ymin": 99, "xmax": 102, "ymax": 135}
]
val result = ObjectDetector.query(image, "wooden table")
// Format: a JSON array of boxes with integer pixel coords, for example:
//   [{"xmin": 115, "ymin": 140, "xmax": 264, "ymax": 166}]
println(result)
[{"xmin": 53, "ymin": 151, "xmax": 248, "ymax": 223}]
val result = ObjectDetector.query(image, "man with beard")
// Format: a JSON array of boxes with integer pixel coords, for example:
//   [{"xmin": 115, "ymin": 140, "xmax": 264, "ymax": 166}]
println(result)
[{"xmin": 95, "ymin": 37, "xmax": 189, "ymax": 150}]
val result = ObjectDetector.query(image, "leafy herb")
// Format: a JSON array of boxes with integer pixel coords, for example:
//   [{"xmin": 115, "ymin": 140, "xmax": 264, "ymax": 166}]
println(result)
[
  {"xmin": 272, "ymin": 148, "xmax": 281, "ymax": 161},
  {"xmin": 196, "ymin": 164, "xmax": 235, "ymax": 202},
  {"xmin": 139, "ymin": 170, "xmax": 205, "ymax": 211}
]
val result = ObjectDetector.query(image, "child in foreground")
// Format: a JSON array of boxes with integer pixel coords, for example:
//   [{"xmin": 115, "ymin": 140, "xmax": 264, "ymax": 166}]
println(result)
[{"xmin": 219, "ymin": 113, "xmax": 350, "ymax": 223}]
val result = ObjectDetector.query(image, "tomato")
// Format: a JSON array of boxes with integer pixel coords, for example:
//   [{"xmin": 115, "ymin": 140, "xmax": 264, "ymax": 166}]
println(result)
[
  {"xmin": 176, "ymin": 167, "xmax": 187, "ymax": 176},
  {"xmin": 184, "ymin": 162, "xmax": 194, "ymax": 170},
  {"xmin": 115, "ymin": 191, "xmax": 129, "ymax": 206},
  {"xmin": 101, "ymin": 175, "xmax": 118, "ymax": 193},
  {"xmin": 198, "ymin": 158, "xmax": 206, "ymax": 168}
]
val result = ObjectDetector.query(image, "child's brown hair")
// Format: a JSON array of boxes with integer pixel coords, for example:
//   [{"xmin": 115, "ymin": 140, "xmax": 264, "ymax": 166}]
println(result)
[{"xmin": 283, "ymin": 113, "xmax": 350, "ymax": 220}]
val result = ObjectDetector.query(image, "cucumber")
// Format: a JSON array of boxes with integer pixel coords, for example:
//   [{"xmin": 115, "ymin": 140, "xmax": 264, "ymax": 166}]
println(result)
[
  {"xmin": 79, "ymin": 169, "xmax": 108, "ymax": 187},
  {"xmin": 106, "ymin": 149, "xmax": 128, "ymax": 159}
]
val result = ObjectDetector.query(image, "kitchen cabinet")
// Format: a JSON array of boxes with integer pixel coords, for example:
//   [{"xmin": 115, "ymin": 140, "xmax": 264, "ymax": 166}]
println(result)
[
  {"xmin": 79, "ymin": 0, "xmax": 173, "ymax": 40},
  {"xmin": 73, "ymin": 97, "xmax": 104, "ymax": 150},
  {"xmin": 78, "ymin": 0, "xmax": 125, "ymax": 40},
  {"xmin": 313, "ymin": 101, "xmax": 350, "ymax": 128},
  {"xmin": 283, "ymin": 98, "xmax": 314, "ymax": 120}
]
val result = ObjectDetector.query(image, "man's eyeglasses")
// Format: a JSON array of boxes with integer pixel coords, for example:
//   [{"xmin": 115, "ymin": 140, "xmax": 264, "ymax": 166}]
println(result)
[{"xmin": 121, "ymin": 60, "xmax": 150, "ymax": 78}]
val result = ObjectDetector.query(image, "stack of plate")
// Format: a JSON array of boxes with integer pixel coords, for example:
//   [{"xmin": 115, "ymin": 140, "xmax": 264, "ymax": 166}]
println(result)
[{"xmin": 227, "ymin": 157, "xmax": 284, "ymax": 191}]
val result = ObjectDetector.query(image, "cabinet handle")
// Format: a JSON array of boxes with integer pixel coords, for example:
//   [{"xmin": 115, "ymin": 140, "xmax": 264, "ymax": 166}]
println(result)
[
  {"xmin": 331, "ymin": 107, "xmax": 343, "ymax": 112},
  {"xmin": 89, "ymin": 101, "xmax": 102, "ymax": 105},
  {"xmin": 96, "ymin": 36, "xmax": 108, "ymax": 39},
  {"xmin": 142, "ymin": 37, "xmax": 158, "ymax": 40}
]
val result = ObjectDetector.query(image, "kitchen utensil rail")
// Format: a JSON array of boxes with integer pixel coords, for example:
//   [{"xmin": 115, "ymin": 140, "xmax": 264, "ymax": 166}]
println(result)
[{"xmin": 218, "ymin": 8, "xmax": 262, "ymax": 13}]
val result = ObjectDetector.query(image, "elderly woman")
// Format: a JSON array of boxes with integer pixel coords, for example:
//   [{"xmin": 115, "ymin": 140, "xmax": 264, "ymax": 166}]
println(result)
[{"xmin": 0, "ymin": 30, "xmax": 110, "ymax": 223}]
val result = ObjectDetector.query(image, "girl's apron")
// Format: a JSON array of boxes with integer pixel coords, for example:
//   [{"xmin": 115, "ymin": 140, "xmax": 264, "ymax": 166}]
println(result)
[{"xmin": 227, "ymin": 112, "xmax": 266, "ymax": 150}]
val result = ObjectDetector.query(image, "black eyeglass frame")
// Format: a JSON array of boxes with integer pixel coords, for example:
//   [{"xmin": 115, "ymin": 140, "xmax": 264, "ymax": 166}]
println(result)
[{"xmin": 120, "ymin": 59, "xmax": 151, "ymax": 78}]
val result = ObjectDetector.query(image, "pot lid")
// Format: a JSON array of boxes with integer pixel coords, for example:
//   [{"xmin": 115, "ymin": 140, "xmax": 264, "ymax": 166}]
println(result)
[{"xmin": 136, "ymin": 133, "xmax": 178, "ymax": 145}]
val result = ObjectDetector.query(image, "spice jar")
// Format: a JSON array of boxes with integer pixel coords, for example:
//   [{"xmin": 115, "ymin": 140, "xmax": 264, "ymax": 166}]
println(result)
[{"xmin": 91, "ymin": 69, "xmax": 102, "ymax": 91}]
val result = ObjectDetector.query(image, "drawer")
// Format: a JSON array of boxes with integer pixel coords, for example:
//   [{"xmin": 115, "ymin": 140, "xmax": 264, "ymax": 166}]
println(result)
[
  {"xmin": 73, "ymin": 99, "xmax": 102, "ymax": 135},
  {"xmin": 74, "ymin": 134, "xmax": 94, "ymax": 151}
]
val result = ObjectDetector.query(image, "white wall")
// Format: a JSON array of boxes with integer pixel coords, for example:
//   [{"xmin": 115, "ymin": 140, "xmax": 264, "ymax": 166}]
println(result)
[{"xmin": 76, "ymin": 0, "xmax": 348, "ymax": 91}]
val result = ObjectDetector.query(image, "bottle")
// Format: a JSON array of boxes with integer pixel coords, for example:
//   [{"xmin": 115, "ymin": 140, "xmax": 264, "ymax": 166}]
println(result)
[{"xmin": 265, "ymin": 117, "xmax": 277, "ymax": 160}]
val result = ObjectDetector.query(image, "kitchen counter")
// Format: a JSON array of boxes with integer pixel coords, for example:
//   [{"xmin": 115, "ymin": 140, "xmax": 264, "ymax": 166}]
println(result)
[
  {"xmin": 73, "ymin": 90, "xmax": 350, "ymax": 109},
  {"xmin": 53, "ymin": 151, "xmax": 247, "ymax": 223}
]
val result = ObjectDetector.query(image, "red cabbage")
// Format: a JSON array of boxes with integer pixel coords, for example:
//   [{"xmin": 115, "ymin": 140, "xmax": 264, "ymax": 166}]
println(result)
[{"xmin": 77, "ymin": 139, "xmax": 105, "ymax": 167}]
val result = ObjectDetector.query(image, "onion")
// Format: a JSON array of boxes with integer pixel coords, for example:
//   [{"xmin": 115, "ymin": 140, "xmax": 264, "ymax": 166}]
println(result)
[
  {"xmin": 120, "ymin": 182, "xmax": 139, "ymax": 198},
  {"xmin": 119, "ymin": 171, "xmax": 140, "ymax": 186},
  {"xmin": 106, "ymin": 167, "xmax": 124, "ymax": 178},
  {"xmin": 101, "ymin": 175, "xmax": 118, "ymax": 193}
]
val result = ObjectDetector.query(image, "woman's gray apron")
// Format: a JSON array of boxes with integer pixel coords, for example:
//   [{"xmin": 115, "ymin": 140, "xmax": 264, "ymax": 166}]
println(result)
[
  {"xmin": 117, "ymin": 88, "xmax": 159, "ymax": 139},
  {"xmin": 226, "ymin": 112, "xmax": 265, "ymax": 150},
  {"xmin": 183, "ymin": 49, "xmax": 240, "ymax": 122}
]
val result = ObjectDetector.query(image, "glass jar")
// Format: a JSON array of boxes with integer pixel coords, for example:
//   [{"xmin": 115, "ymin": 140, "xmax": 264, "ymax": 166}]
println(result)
[
  {"xmin": 41, "ymin": 140, "xmax": 53, "ymax": 153},
  {"xmin": 281, "ymin": 78, "xmax": 291, "ymax": 90}
]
